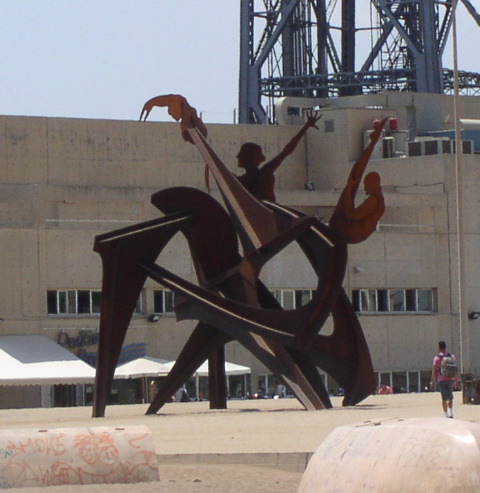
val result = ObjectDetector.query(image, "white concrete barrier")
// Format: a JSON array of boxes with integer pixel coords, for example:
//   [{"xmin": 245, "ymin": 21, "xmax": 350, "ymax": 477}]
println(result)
[
  {"xmin": 0, "ymin": 425, "xmax": 158, "ymax": 488},
  {"xmin": 298, "ymin": 418, "xmax": 480, "ymax": 493}
]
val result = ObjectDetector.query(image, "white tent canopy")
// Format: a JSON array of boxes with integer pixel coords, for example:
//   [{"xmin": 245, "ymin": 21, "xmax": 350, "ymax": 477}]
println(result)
[
  {"xmin": 114, "ymin": 356, "xmax": 171, "ymax": 379},
  {"xmin": 0, "ymin": 335, "xmax": 96, "ymax": 386},
  {"xmin": 114, "ymin": 357, "xmax": 251, "ymax": 379},
  {"xmin": 165, "ymin": 360, "xmax": 251, "ymax": 377}
]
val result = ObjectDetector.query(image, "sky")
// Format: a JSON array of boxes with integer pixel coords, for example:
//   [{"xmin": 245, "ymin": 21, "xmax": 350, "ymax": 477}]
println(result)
[
  {"xmin": 0, "ymin": 1, "xmax": 478, "ymax": 125},
  {"xmin": 0, "ymin": 2, "xmax": 241, "ymax": 123}
]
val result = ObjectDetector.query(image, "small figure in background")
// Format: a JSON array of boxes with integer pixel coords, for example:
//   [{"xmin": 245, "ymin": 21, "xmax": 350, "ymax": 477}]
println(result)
[
  {"xmin": 377, "ymin": 384, "xmax": 392, "ymax": 395},
  {"xmin": 149, "ymin": 380, "xmax": 158, "ymax": 403},
  {"xmin": 430, "ymin": 340, "xmax": 461, "ymax": 418},
  {"xmin": 173, "ymin": 385, "xmax": 189, "ymax": 403}
]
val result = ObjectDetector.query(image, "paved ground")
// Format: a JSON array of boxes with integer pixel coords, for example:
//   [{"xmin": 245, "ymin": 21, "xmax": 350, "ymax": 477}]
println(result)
[{"xmin": 0, "ymin": 392, "xmax": 476, "ymax": 492}]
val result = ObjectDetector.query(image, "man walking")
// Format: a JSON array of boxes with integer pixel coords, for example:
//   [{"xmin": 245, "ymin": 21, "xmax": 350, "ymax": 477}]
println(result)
[{"xmin": 430, "ymin": 341, "xmax": 461, "ymax": 418}]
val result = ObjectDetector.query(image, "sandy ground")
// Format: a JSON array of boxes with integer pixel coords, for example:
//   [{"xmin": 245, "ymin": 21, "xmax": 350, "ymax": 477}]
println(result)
[{"xmin": 0, "ymin": 391, "xmax": 476, "ymax": 492}]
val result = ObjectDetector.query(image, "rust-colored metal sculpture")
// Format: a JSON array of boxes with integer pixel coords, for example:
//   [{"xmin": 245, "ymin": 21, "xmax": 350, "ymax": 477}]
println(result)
[
  {"xmin": 235, "ymin": 111, "xmax": 321, "ymax": 201},
  {"xmin": 92, "ymin": 96, "xmax": 385, "ymax": 417},
  {"xmin": 329, "ymin": 121, "xmax": 386, "ymax": 244},
  {"xmin": 139, "ymin": 94, "xmax": 207, "ymax": 144}
]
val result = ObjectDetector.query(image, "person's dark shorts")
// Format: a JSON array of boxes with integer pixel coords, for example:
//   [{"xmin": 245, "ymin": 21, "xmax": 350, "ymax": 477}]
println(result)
[{"xmin": 438, "ymin": 379, "xmax": 455, "ymax": 401}]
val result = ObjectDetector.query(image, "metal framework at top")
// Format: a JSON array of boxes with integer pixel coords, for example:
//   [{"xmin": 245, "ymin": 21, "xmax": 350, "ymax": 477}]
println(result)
[{"xmin": 238, "ymin": 0, "xmax": 480, "ymax": 124}]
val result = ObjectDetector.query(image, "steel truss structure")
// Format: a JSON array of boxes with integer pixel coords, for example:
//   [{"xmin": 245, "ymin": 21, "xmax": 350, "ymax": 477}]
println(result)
[{"xmin": 239, "ymin": 0, "xmax": 480, "ymax": 123}]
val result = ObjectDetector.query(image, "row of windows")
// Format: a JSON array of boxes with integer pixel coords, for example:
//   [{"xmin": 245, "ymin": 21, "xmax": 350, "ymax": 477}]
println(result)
[
  {"xmin": 47, "ymin": 290, "xmax": 102, "ymax": 315},
  {"xmin": 270, "ymin": 289, "xmax": 313, "ymax": 310},
  {"xmin": 352, "ymin": 288, "xmax": 436, "ymax": 313},
  {"xmin": 47, "ymin": 289, "xmax": 175, "ymax": 315},
  {"xmin": 47, "ymin": 287, "xmax": 436, "ymax": 316},
  {"xmin": 47, "ymin": 289, "xmax": 142, "ymax": 315},
  {"xmin": 47, "ymin": 289, "xmax": 310, "ymax": 316},
  {"xmin": 272, "ymin": 288, "xmax": 436, "ymax": 314}
]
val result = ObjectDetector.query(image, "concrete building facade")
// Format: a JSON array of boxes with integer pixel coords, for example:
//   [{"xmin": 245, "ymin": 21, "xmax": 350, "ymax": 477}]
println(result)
[{"xmin": 0, "ymin": 91, "xmax": 479, "ymax": 406}]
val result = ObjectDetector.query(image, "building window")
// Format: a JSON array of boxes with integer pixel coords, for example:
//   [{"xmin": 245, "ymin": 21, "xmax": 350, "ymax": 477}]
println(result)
[
  {"xmin": 287, "ymin": 106, "xmax": 300, "ymax": 116},
  {"xmin": 47, "ymin": 289, "xmax": 141, "ymax": 315},
  {"xmin": 352, "ymin": 288, "xmax": 436, "ymax": 313},
  {"xmin": 153, "ymin": 290, "xmax": 176, "ymax": 314},
  {"xmin": 417, "ymin": 289, "xmax": 434, "ymax": 311},
  {"xmin": 390, "ymin": 289, "xmax": 405, "ymax": 311},
  {"xmin": 324, "ymin": 119, "xmax": 335, "ymax": 132},
  {"xmin": 271, "ymin": 289, "xmax": 313, "ymax": 309}
]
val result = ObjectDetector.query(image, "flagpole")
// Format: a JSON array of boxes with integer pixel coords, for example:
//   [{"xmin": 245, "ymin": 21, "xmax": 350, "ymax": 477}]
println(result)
[{"xmin": 452, "ymin": 0, "xmax": 468, "ymax": 374}]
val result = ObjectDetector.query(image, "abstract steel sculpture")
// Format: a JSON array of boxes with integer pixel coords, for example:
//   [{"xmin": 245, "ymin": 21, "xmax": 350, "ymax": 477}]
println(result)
[
  {"xmin": 92, "ymin": 96, "xmax": 385, "ymax": 417},
  {"xmin": 139, "ymin": 94, "xmax": 207, "ymax": 144},
  {"xmin": 235, "ymin": 111, "xmax": 321, "ymax": 201}
]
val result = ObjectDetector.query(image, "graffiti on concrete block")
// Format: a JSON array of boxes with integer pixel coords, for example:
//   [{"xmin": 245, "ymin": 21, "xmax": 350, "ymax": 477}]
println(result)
[{"xmin": 0, "ymin": 426, "xmax": 158, "ymax": 488}]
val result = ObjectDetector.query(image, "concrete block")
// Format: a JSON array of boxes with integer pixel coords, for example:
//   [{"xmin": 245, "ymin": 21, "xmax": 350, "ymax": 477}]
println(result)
[
  {"xmin": 298, "ymin": 418, "xmax": 480, "ymax": 492},
  {"xmin": 0, "ymin": 425, "xmax": 158, "ymax": 488}
]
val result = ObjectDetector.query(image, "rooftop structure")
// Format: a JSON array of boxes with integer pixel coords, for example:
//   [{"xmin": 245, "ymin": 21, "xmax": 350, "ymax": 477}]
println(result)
[{"xmin": 239, "ymin": 0, "xmax": 480, "ymax": 123}]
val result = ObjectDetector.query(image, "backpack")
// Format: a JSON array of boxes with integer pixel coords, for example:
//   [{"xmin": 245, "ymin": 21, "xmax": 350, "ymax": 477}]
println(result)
[{"xmin": 440, "ymin": 353, "xmax": 457, "ymax": 378}]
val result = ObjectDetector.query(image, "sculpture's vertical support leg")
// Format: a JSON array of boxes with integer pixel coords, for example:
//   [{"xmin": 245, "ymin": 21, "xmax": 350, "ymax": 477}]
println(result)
[
  {"xmin": 93, "ymin": 278, "xmax": 130, "ymax": 419},
  {"xmin": 287, "ymin": 348, "xmax": 332, "ymax": 407},
  {"xmin": 270, "ymin": 343, "xmax": 331, "ymax": 410},
  {"xmin": 333, "ymin": 290, "xmax": 376, "ymax": 405},
  {"xmin": 309, "ymin": 289, "xmax": 376, "ymax": 406},
  {"xmin": 208, "ymin": 346, "xmax": 227, "ymax": 409},
  {"xmin": 92, "ymin": 215, "xmax": 188, "ymax": 418},
  {"xmin": 93, "ymin": 242, "xmax": 149, "ymax": 418},
  {"xmin": 151, "ymin": 187, "xmax": 240, "ymax": 412},
  {"xmin": 146, "ymin": 322, "xmax": 231, "ymax": 414}
]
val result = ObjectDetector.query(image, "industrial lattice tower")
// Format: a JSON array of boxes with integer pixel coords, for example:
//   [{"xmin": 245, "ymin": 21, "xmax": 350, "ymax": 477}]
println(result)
[{"xmin": 239, "ymin": 0, "xmax": 480, "ymax": 123}]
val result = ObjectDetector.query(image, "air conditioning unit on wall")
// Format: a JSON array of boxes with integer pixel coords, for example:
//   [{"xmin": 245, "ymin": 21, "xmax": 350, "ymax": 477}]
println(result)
[{"xmin": 408, "ymin": 137, "xmax": 474, "ymax": 157}]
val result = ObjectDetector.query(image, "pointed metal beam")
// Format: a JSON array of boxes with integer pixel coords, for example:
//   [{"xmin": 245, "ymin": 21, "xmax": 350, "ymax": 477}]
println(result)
[{"xmin": 92, "ymin": 214, "xmax": 189, "ymax": 418}]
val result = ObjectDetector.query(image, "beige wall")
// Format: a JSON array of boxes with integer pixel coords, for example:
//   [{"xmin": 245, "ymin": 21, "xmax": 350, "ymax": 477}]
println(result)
[
  {"xmin": 1, "ymin": 93, "xmax": 480, "ymax": 400},
  {"xmin": 0, "ymin": 386, "xmax": 41, "ymax": 409}
]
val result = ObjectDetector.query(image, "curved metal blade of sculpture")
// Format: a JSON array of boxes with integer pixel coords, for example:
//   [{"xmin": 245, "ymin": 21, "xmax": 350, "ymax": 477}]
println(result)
[{"xmin": 92, "ymin": 126, "xmax": 377, "ymax": 418}]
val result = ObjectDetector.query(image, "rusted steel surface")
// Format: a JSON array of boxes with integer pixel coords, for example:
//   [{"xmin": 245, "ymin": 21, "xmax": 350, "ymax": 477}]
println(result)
[
  {"xmin": 93, "ymin": 117, "xmax": 382, "ymax": 417},
  {"xmin": 92, "ymin": 214, "xmax": 191, "ymax": 418}
]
